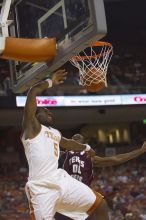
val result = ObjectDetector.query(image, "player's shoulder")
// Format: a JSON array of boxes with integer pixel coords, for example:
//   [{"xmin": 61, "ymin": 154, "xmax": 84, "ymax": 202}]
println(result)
[{"xmin": 49, "ymin": 126, "xmax": 61, "ymax": 134}]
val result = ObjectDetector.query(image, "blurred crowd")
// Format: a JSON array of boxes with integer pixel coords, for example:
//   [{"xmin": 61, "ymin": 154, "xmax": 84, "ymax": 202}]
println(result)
[
  {"xmin": 107, "ymin": 53, "xmax": 146, "ymax": 94},
  {"xmin": 0, "ymin": 52, "xmax": 146, "ymax": 96},
  {"xmin": 0, "ymin": 175, "xmax": 28, "ymax": 220},
  {"xmin": 0, "ymin": 60, "xmax": 11, "ymax": 96},
  {"xmin": 0, "ymin": 158, "xmax": 146, "ymax": 220},
  {"xmin": 94, "ymin": 159, "xmax": 146, "ymax": 220},
  {"xmin": 0, "ymin": 125, "xmax": 146, "ymax": 220},
  {"xmin": 0, "ymin": 124, "xmax": 146, "ymax": 219}
]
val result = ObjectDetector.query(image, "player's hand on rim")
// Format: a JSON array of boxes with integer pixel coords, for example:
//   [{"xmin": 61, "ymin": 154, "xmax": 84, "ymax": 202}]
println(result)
[{"xmin": 51, "ymin": 69, "xmax": 67, "ymax": 86}]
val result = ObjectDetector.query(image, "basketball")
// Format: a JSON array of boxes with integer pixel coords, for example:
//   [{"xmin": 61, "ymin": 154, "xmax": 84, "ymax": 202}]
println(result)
[{"xmin": 83, "ymin": 67, "xmax": 106, "ymax": 92}]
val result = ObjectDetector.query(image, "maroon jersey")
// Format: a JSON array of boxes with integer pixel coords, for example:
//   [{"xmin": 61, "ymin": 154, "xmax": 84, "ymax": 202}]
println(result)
[{"xmin": 62, "ymin": 151, "xmax": 94, "ymax": 186}]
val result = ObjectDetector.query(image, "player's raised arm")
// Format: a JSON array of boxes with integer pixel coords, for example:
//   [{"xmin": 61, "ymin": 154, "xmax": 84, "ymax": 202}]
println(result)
[
  {"xmin": 60, "ymin": 136, "xmax": 96, "ymax": 156},
  {"xmin": 93, "ymin": 141, "xmax": 146, "ymax": 167},
  {"xmin": 22, "ymin": 69, "xmax": 67, "ymax": 131}
]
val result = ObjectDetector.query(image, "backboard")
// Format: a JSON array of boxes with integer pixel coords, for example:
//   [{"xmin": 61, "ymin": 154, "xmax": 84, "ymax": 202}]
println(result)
[{"xmin": 9, "ymin": 0, "xmax": 107, "ymax": 93}]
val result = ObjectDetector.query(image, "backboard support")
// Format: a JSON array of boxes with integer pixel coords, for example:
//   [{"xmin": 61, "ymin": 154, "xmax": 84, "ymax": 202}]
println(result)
[{"xmin": 9, "ymin": 0, "xmax": 107, "ymax": 93}]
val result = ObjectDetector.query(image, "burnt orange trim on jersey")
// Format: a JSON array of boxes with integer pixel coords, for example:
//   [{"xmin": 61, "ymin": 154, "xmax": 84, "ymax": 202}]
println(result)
[
  {"xmin": 87, "ymin": 190, "xmax": 103, "ymax": 216},
  {"xmin": 30, "ymin": 213, "xmax": 36, "ymax": 220},
  {"xmin": 27, "ymin": 186, "xmax": 36, "ymax": 220}
]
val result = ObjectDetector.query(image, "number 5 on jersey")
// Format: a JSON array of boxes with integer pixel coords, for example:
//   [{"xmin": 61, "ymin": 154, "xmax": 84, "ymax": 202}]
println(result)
[{"xmin": 54, "ymin": 143, "xmax": 59, "ymax": 157}]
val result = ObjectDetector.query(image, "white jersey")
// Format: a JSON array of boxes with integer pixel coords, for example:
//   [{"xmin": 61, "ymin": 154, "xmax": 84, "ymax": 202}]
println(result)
[{"xmin": 21, "ymin": 125, "xmax": 61, "ymax": 180}]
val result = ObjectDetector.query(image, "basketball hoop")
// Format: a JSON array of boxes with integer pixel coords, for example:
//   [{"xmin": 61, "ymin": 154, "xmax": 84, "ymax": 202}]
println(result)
[{"xmin": 70, "ymin": 41, "xmax": 113, "ymax": 92}]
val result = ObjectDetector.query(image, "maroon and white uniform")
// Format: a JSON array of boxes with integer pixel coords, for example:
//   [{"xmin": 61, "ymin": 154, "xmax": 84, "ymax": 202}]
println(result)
[{"xmin": 62, "ymin": 151, "xmax": 94, "ymax": 186}]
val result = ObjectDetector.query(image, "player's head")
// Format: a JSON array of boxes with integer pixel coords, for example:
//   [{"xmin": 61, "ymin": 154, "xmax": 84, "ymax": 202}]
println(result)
[
  {"xmin": 72, "ymin": 134, "xmax": 84, "ymax": 144},
  {"xmin": 36, "ymin": 108, "xmax": 53, "ymax": 126}
]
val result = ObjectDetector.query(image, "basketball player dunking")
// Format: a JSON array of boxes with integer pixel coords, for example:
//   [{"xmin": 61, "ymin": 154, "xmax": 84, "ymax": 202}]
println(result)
[{"xmin": 21, "ymin": 69, "xmax": 110, "ymax": 220}]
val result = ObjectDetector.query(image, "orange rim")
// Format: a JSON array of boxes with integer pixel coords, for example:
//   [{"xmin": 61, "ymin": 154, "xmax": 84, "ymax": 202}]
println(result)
[
  {"xmin": 71, "ymin": 41, "xmax": 113, "ymax": 62},
  {"xmin": 89, "ymin": 41, "xmax": 112, "ymax": 47}
]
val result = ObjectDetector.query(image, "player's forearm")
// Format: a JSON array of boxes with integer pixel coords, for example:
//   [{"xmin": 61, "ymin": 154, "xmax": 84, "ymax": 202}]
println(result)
[
  {"xmin": 114, "ymin": 148, "xmax": 144, "ymax": 164},
  {"xmin": 60, "ymin": 137, "xmax": 96, "ymax": 155},
  {"xmin": 28, "ymin": 79, "xmax": 51, "ymax": 96},
  {"xmin": 61, "ymin": 138, "xmax": 87, "ymax": 151},
  {"xmin": 66, "ymin": 141, "xmax": 87, "ymax": 151},
  {"xmin": 93, "ymin": 147, "xmax": 145, "ymax": 167}
]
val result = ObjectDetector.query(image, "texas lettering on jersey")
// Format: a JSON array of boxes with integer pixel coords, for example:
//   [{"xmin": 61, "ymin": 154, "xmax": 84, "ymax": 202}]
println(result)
[
  {"xmin": 62, "ymin": 151, "xmax": 93, "ymax": 186},
  {"xmin": 45, "ymin": 131, "xmax": 60, "ymax": 142}
]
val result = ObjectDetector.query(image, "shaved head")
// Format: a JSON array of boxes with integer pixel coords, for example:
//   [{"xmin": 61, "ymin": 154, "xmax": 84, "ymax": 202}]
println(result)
[
  {"xmin": 35, "ymin": 107, "xmax": 53, "ymax": 126},
  {"xmin": 72, "ymin": 134, "xmax": 84, "ymax": 144}
]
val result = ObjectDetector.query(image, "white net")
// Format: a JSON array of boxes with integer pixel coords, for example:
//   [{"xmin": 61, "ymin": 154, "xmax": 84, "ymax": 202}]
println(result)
[{"xmin": 70, "ymin": 42, "xmax": 113, "ymax": 87}]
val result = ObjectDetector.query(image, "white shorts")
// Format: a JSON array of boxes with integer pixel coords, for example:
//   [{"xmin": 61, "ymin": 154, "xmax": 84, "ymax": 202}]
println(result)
[{"xmin": 25, "ymin": 169, "xmax": 103, "ymax": 220}]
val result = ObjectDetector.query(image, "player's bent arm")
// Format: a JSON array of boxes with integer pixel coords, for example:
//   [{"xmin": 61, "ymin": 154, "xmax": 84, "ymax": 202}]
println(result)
[
  {"xmin": 60, "ymin": 136, "xmax": 88, "ymax": 151},
  {"xmin": 23, "ymin": 69, "xmax": 67, "ymax": 129},
  {"xmin": 60, "ymin": 136, "xmax": 95, "ymax": 155},
  {"xmin": 22, "ymin": 80, "xmax": 50, "ymax": 129},
  {"xmin": 93, "ymin": 143, "xmax": 146, "ymax": 167}
]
